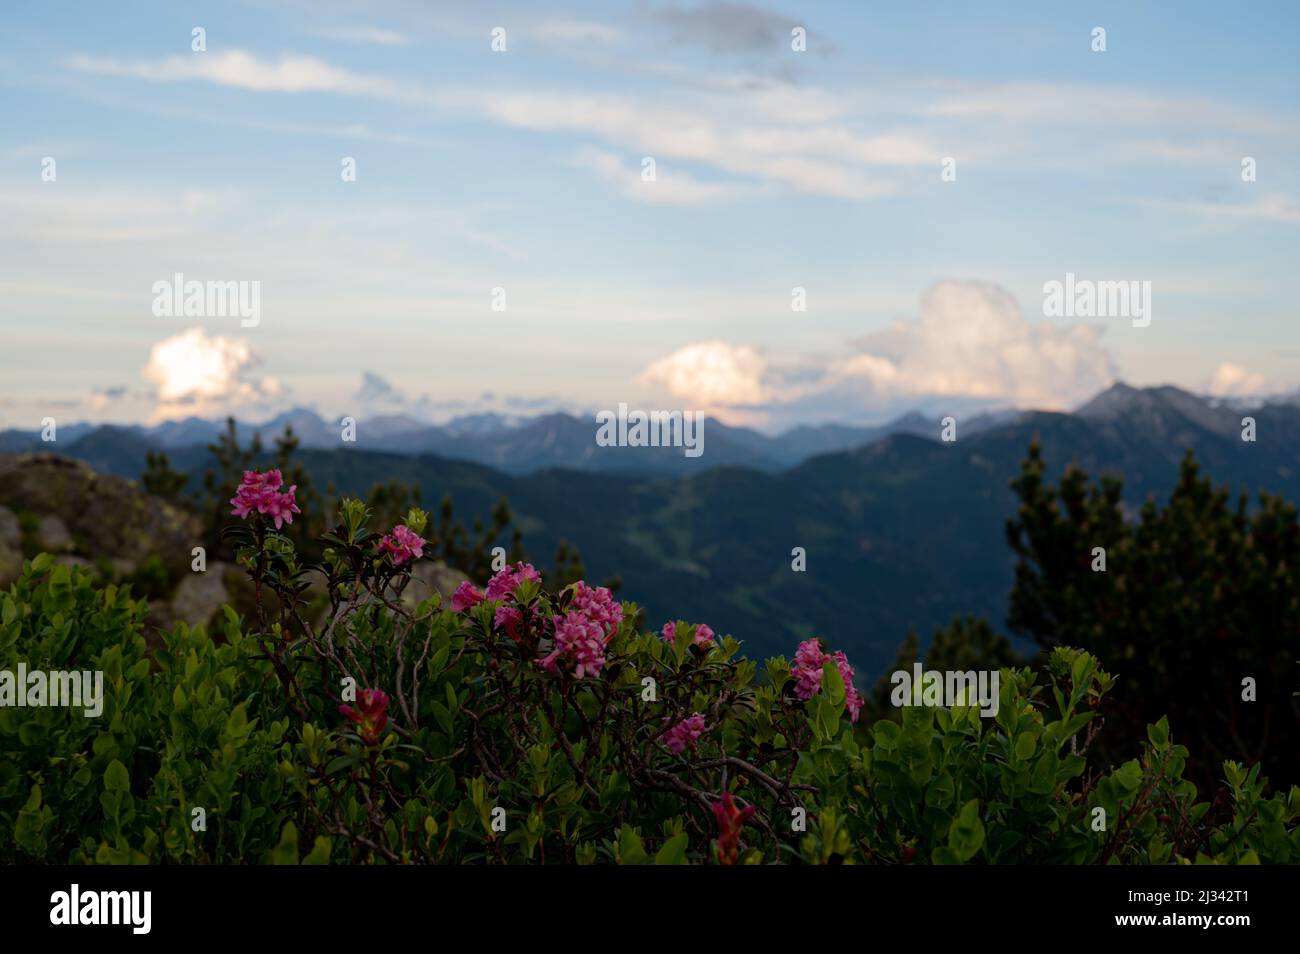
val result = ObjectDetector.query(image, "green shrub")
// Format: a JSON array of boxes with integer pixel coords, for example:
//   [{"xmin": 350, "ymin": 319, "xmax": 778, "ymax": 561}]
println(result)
[{"xmin": 1, "ymin": 486, "xmax": 1297, "ymax": 864}]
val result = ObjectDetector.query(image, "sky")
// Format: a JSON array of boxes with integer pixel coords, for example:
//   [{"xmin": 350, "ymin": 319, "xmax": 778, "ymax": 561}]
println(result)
[{"xmin": 2, "ymin": 0, "xmax": 1298, "ymax": 433}]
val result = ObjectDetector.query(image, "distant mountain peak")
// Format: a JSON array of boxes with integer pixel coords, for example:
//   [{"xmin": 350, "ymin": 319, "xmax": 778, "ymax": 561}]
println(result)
[{"xmin": 1075, "ymin": 382, "xmax": 1240, "ymax": 438}]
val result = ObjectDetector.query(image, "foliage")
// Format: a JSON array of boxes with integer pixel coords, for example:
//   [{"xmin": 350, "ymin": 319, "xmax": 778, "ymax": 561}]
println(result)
[
  {"xmin": 141, "ymin": 450, "xmax": 188, "ymax": 501},
  {"xmin": 2, "ymin": 491, "xmax": 1296, "ymax": 864},
  {"xmin": 1006, "ymin": 443, "xmax": 1300, "ymax": 787}
]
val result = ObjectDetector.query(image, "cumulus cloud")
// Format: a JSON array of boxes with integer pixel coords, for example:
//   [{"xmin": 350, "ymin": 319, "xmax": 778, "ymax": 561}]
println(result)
[
  {"xmin": 1207, "ymin": 361, "xmax": 1269, "ymax": 398},
  {"xmin": 638, "ymin": 281, "xmax": 1117, "ymax": 425},
  {"xmin": 142, "ymin": 327, "xmax": 281, "ymax": 422},
  {"xmin": 638, "ymin": 341, "xmax": 769, "ymax": 409}
]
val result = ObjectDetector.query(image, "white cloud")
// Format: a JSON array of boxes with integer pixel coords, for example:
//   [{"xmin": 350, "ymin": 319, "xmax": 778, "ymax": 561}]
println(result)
[
  {"xmin": 307, "ymin": 26, "xmax": 409, "ymax": 46},
  {"xmin": 638, "ymin": 340, "xmax": 769, "ymax": 408},
  {"xmin": 142, "ymin": 327, "xmax": 281, "ymax": 422},
  {"xmin": 572, "ymin": 148, "xmax": 753, "ymax": 205},
  {"xmin": 638, "ymin": 281, "xmax": 1117, "ymax": 424},
  {"xmin": 66, "ymin": 50, "xmax": 402, "ymax": 97},
  {"xmin": 1207, "ymin": 361, "xmax": 1268, "ymax": 397}
]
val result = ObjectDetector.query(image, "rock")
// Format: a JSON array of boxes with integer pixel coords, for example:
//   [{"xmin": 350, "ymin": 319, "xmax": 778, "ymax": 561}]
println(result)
[
  {"xmin": 37, "ymin": 514, "xmax": 73, "ymax": 552},
  {"xmin": 0, "ymin": 541, "xmax": 20, "ymax": 586},
  {"xmin": 0, "ymin": 506, "xmax": 20, "ymax": 585},
  {"xmin": 167, "ymin": 561, "xmax": 231, "ymax": 629},
  {"xmin": 0, "ymin": 453, "xmax": 202, "ymax": 577},
  {"xmin": 0, "ymin": 505, "xmax": 18, "ymax": 549},
  {"xmin": 109, "ymin": 557, "xmax": 137, "ymax": 578},
  {"xmin": 401, "ymin": 560, "xmax": 471, "ymax": 609}
]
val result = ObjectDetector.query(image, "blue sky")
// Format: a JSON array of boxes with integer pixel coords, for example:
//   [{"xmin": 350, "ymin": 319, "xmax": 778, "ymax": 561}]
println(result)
[{"xmin": 2, "ymin": 0, "xmax": 1298, "ymax": 431}]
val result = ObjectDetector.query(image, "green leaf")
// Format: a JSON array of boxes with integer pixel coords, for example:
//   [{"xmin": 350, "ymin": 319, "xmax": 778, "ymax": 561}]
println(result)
[
  {"xmin": 1014, "ymin": 731, "xmax": 1037, "ymax": 760},
  {"xmin": 873, "ymin": 719, "xmax": 901, "ymax": 749},
  {"xmin": 1147, "ymin": 717, "xmax": 1170, "ymax": 750},
  {"xmin": 822, "ymin": 659, "xmax": 846, "ymax": 708},
  {"xmin": 301, "ymin": 836, "xmax": 333, "ymax": 865},
  {"xmin": 654, "ymin": 832, "xmax": 689, "ymax": 865},
  {"xmin": 269, "ymin": 822, "xmax": 299, "ymax": 865},
  {"xmin": 103, "ymin": 759, "xmax": 130, "ymax": 793},
  {"xmin": 1070, "ymin": 652, "xmax": 1091, "ymax": 688},
  {"xmin": 618, "ymin": 825, "xmax": 647, "ymax": 865},
  {"xmin": 948, "ymin": 798, "xmax": 985, "ymax": 862}
]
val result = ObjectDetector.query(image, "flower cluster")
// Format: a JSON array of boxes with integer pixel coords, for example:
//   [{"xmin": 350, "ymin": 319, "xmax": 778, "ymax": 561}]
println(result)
[
  {"xmin": 377, "ymin": 524, "xmax": 426, "ymax": 565},
  {"xmin": 660, "ymin": 620, "xmax": 716, "ymax": 649},
  {"xmin": 539, "ymin": 611, "xmax": 609, "ymax": 678},
  {"xmin": 791, "ymin": 638, "xmax": 864, "ymax": 723},
  {"xmin": 712, "ymin": 791, "xmax": 755, "ymax": 865},
  {"xmin": 451, "ymin": 562, "xmax": 544, "ymax": 631},
  {"xmin": 339, "ymin": 689, "xmax": 390, "ymax": 746},
  {"xmin": 538, "ymin": 581, "xmax": 623, "ymax": 679},
  {"xmin": 230, "ymin": 469, "xmax": 300, "ymax": 529},
  {"xmin": 660, "ymin": 713, "xmax": 706, "ymax": 754},
  {"xmin": 570, "ymin": 581, "xmax": 624, "ymax": 634},
  {"xmin": 485, "ymin": 562, "xmax": 542, "ymax": 602}
]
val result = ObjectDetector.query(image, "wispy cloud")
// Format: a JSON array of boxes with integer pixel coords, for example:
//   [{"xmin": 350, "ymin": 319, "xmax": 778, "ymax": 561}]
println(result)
[
  {"xmin": 534, "ymin": 20, "xmax": 622, "ymax": 45},
  {"xmin": 66, "ymin": 50, "xmax": 403, "ymax": 97},
  {"xmin": 306, "ymin": 25, "xmax": 409, "ymax": 46},
  {"xmin": 571, "ymin": 147, "xmax": 755, "ymax": 205}
]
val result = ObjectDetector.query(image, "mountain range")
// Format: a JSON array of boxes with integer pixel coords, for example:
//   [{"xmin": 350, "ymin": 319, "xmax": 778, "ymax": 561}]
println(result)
[
  {"xmin": 0, "ymin": 406, "xmax": 1017, "ymax": 478},
  {"xmin": 4, "ymin": 383, "xmax": 1297, "ymax": 676}
]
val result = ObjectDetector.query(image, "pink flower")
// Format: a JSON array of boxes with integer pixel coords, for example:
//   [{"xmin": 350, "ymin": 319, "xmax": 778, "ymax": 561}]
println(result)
[
  {"xmin": 832, "ymin": 650, "xmax": 864, "ymax": 723},
  {"xmin": 494, "ymin": 605, "xmax": 525, "ymax": 643},
  {"xmin": 660, "ymin": 713, "xmax": 706, "ymax": 754},
  {"xmin": 660, "ymin": 621, "xmax": 716, "ymax": 648},
  {"xmin": 790, "ymin": 638, "xmax": 863, "ymax": 723},
  {"xmin": 536, "ymin": 580, "xmax": 626, "ymax": 679},
  {"xmin": 339, "ymin": 689, "xmax": 389, "ymax": 745},
  {"xmin": 377, "ymin": 524, "xmax": 426, "ymax": 565},
  {"xmin": 451, "ymin": 581, "xmax": 485, "ymax": 612},
  {"xmin": 569, "ymin": 581, "xmax": 623, "ymax": 636},
  {"xmin": 539, "ymin": 611, "xmax": 610, "ymax": 679},
  {"xmin": 711, "ymin": 791, "xmax": 755, "ymax": 866},
  {"xmin": 230, "ymin": 469, "xmax": 300, "ymax": 529},
  {"xmin": 485, "ymin": 562, "xmax": 542, "ymax": 602}
]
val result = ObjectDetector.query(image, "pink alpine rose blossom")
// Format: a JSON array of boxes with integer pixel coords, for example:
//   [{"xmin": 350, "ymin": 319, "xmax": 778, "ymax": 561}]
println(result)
[
  {"xmin": 660, "ymin": 713, "xmax": 707, "ymax": 754},
  {"xmin": 485, "ymin": 562, "xmax": 542, "ymax": 602},
  {"xmin": 790, "ymin": 638, "xmax": 864, "ymax": 723},
  {"xmin": 569, "ymin": 581, "xmax": 623, "ymax": 636},
  {"xmin": 451, "ymin": 581, "xmax": 485, "ymax": 612},
  {"xmin": 539, "ymin": 611, "xmax": 610, "ymax": 679},
  {"xmin": 230, "ymin": 469, "xmax": 300, "ymax": 529},
  {"xmin": 660, "ymin": 621, "xmax": 716, "ymax": 648},
  {"xmin": 494, "ymin": 605, "xmax": 525, "ymax": 643},
  {"xmin": 377, "ymin": 524, "xmax": 426, "ymax": 565}
]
